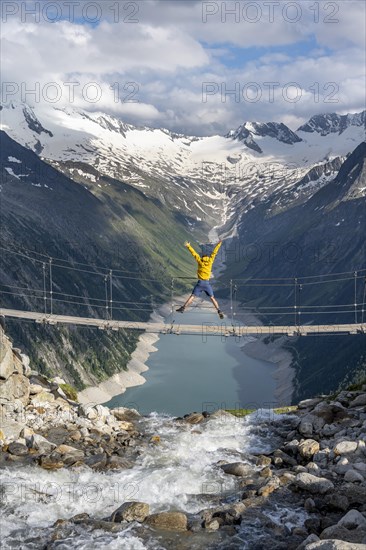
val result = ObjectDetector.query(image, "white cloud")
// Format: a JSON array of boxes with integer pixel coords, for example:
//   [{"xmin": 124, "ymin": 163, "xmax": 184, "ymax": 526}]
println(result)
[{"xmin": 0, "ymin": 0, "xmax": 365, "ymax": 135}]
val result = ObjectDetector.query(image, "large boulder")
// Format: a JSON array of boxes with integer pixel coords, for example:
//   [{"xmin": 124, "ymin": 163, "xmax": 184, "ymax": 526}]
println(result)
[
  {"xmin": 338, "ymin": 509, "xmax": 366, "ymax": 530},
  {"xmin": 28, "ymin": 434, "xmax": 56, "ymax": 454},
  {"xmin": 312, "ymin": 402, "xmax": 349, "ymax": 424},
  {"xmin": 334, "ymin": 441, "xmax": 358, "ymax": 456},
  {"xmin": 294, "ymin": 473, "xmax": 334, "ymax": 494},
  {"xmin": 344, "ymin": 470, "xmax": 364, "ymax": 483},
  {"xmin": 306, "ymin": 541, "xmax": 366, "ymax": 549},
  {"xmin": 0, "ymin": 373, "xmax": 30, "ymax": 405},
  {"xmin": 349, "ymin": 394, "xmax": 366, "ymax": 407},
  {"xmin": 0, "ymin": 348, "xmax": 23, "ymax": 380},
  {"xmin": 144, "ymin": 512, "xmax": 188, "ymax": 531},
  {"xmin": 220, "ymin": 462, "xmax": 252, "ymax": 477},
  {"xmin": 0, "ymin": 417, "xmax": 25, "ymax": 442},
  {"xmin": 299, "ymin": 439, "xmax": 320, "ymax": 460},
  {"xmin": 111, "ymin": 407, "xmax": 141, "ymax": 422},
  {"xmin": 110, "ymin": 501, "xmax": 150, "ymax": 523},
  {"xmin": 319, "ymin": 525, "xmax": 366, "ymax": 544}
]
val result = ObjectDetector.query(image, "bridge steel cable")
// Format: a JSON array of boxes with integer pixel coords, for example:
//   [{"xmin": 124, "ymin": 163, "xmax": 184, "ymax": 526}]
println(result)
[{"xmin": 1, "ymin": 244, "xmax": 366, "ymax": 335}]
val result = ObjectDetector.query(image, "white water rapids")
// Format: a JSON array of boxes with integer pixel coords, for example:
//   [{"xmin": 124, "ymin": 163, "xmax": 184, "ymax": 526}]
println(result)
[{"xmin": 0, "ymin": 410, "xmax": 306, "ymax": 549}]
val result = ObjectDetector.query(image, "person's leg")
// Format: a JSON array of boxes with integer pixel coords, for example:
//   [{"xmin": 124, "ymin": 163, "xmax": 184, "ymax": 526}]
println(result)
[
  {"xmin": 183, "ymin": 294, "xmax": 195, "ymax": 309},
  {"xmin": 176, "ymin": 294, "xmax": 194, "ymax": 312},
  {"xmin": 206, "ymin": 283, "xmax": 224, "ymax": 318},
  {"xmin": 210, "ymin": 295, "xmax": 220, "ymax": 311},
  {"xmin": 177, "ymin": 282, "xmax": 200, "ymax": 312}
]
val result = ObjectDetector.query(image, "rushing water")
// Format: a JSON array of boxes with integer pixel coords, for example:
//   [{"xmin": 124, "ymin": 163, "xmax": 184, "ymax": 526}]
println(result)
[
  {"xmin": 0, "ymin": 411, "xmax": 306, "ymax": 549},
  {"xmin": 107, "ymin": 304, "xmax": 277, "ymax": 416}
]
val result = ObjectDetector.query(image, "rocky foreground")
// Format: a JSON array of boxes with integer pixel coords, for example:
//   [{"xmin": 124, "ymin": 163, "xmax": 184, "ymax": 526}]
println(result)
[{"xmin": 1, "ymin": 327, "xmax": 366, "ymax": 549}]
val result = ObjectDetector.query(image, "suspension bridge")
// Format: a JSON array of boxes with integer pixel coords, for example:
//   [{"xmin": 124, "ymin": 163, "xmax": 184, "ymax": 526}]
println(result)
[{"xmin": 1, "ymin": 246, "xmax": 366, "ymax": 338}]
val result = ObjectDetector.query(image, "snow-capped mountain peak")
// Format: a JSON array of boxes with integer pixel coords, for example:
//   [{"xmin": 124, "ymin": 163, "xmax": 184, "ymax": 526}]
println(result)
[
  {"xmin": 1, "ymin": 102, "xmax": 365, "ymax": 228},
  {"xmin": 297, "ymin": 111, "xmax": 366, "ymax": 136}
]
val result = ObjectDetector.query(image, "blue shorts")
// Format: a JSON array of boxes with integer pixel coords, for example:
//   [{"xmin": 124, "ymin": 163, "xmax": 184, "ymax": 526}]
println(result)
[{"xmin": 192, "ymin": 279, "xmax": 214, "ymax": 298}]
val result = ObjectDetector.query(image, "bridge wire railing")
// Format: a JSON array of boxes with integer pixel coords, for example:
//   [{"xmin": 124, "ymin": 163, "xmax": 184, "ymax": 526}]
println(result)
[{"xmin": 1, "ymin": 246, "xmax": 366, "ymax": 329}]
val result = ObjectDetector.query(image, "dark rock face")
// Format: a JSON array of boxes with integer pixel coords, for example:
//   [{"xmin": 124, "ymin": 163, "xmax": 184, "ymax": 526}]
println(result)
[
  {"xmin": 22, "ymin": 106, "xmax": 53, "ymax": 137},
  {"xmin": 298, "ymin": 111, "xmax": 366, "ymax": 136}
]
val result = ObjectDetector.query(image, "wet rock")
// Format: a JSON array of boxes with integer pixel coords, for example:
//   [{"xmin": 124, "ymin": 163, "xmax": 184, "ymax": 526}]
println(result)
[
  {"xmin": 106, "ymin": 455, "xmax": 134, "ymax": 469},
  {"xmin": 273, "ymin": 449, "xmax": 297, "ymax": 466},
  {"xmin": 259, "ymin": 467, "xmax": 272, "ymax": 478},
  {"xmin": 116, "ymin": 421, "xmax": 135, "ymax": 432},
  {"xmin": 294, "ymin": 473, "xmax": 334, "ymax": 494},
  {"xmin": 204, "ymin": 518, "xmax": 221, "ymax": 530},
  {"xmin": 221, "ymin": 462, "xmax": 252, "ymax": 477},
  {"xmin": 82, "ymin": 519, "xmax": 126, "ymax": 533},
  {"xmin": 111, "ymin": 407, "xmax": 141, "ymax": 422},
  {"xmin": 39, "ymin": 456, "xmax": 64, "ymax": 470},
  {"xmin": 145, "ymin": 511, "xmax": 188, "ymax": 532},
  {"xmin": 70, "ymin": 513, "xmax": 90, "ymax": 524},
  {"xmin": 8, "ymin": 441, "xmax": 28, "ymax": 456},
  {"xmin": 256, "ymin": 455, "xmax": 272, "ymax": 466},
  {"xmin": 184, "ymin": 412, "xmax": 205, "ymax": 424},
  {"xmin": 110, "ymin": 501, "xmax": 150, "ymax": 523},
  {"xmin": 258, "ymin": 476, "xmax": 280, "ymax": 497},
  {"xmin": 85, "ymin": 453, "xmax": 107, "ymax": 470},
  {"xmin": 53, "ymin": 444, "xmax": 84, "ymax": 465},
  {"xmin": 242, "ymin": 489, "xmax": 257, "ymax": 500},
  {"xmin": 208, "ymin": 409, "xmax": 233, "ymax": 420}
]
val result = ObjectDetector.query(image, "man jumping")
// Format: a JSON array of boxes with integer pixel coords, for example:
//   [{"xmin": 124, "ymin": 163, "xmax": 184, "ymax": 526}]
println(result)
[{"xmin": 176, "ymin": 240, "xmax": 224, "ymax": 319}]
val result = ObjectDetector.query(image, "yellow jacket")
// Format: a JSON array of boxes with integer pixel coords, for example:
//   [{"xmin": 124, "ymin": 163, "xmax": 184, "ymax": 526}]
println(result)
[{"xmin": 186, "ymin": 242, "xmax": 222, "ymax": 280}]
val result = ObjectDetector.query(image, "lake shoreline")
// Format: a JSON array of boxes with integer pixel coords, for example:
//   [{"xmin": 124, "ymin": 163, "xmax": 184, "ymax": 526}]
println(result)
[
  {"xmin": 77, "ymin": 305, "xmax": 173, "ymax": 405},
  {"xmin": 78, "ymin": 296, "xmax": 295, "ymax": 407}
]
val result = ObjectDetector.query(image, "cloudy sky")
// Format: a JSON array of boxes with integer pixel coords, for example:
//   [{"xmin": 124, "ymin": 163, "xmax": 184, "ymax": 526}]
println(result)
[{"xmin": 1, "ymin": 0, "xmax": 365, "ymax": 135}]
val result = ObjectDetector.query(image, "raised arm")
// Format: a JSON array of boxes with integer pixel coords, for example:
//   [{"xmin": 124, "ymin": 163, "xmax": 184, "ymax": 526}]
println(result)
[
  {"xmin": 185, "ymin": 241, "xmax": 201, "ymax": 262},
  {"xmin": 210, "ymin": 240, "xmax": 222, "ymax": 261}
]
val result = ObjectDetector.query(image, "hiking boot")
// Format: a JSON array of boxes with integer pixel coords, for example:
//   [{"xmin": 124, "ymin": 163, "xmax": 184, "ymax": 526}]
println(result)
[
  {"xmin": 176, "ymin": 306, "xmax": 185, "ymax": 313},
  {"xmin": 218, "ymin": 310, "xmax": 224, "ymax": 320}
]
